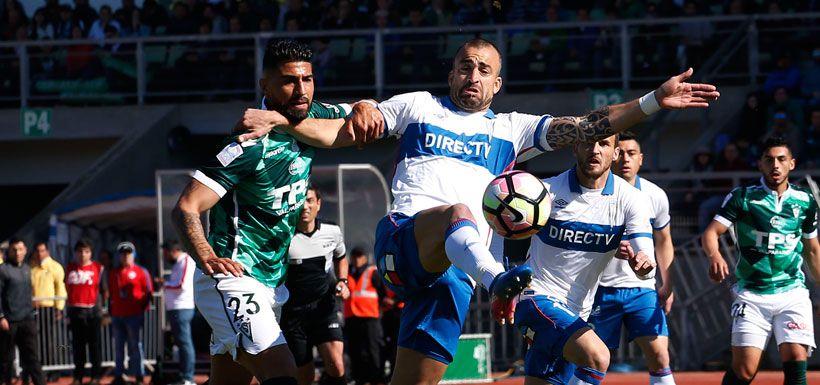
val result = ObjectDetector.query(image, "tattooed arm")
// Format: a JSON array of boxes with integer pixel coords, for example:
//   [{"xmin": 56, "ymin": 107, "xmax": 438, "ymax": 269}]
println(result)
[
  {"xmin": 172, "ymin": 180, "xmax": 245, "ymax": 277},
  {"xmin": 545, "ymin": 68, "xmax": 720, "ymax": 150}
]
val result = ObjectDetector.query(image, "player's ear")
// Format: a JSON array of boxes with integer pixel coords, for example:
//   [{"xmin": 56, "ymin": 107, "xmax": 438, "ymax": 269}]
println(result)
[
  {"xmin": 789, "ymin": 157, "xmax": 796, "ymax": 171},
  {"xmin": 493, "ymin": 76, "xmax": 502, "ymax": 95},
  {"xmin": 613, "ymin": 146, "xmax": 620, "ymax": 162}
]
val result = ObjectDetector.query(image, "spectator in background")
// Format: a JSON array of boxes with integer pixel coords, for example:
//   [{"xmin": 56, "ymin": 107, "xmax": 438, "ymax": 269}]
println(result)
[
  {"xmin": 282, "ymin": 0, "xmax": 313, "ymax": 31},
  {"xmin": 30, "ymin": 241, "xmax": 66, "ymax": 311},
  {"xmin": 161, "ymin": 240, "xmax": 196, "ymax": 385},
  {"xmin": 678, "ymin": 1, "xmax": 712, "ymax": 70},
  {"xmin": 140, "ymin": 0, "xmax": 168, "ymax": 34},
  {"xmin": 765, "ymin": 108, "xmax": 802, "ymax": 158},
  {"xmin": 699, "ymin": 142, "xmax": 750, "ymax": 231},
  {"xmin": 166, "ymin": 2, "xmax": 196, "ymax": 35},
  {"xmin": 735, "ymin": 92, "xmax": 768, "ymax": 160},
  {"xmin": 767, "ymin": 87, "xmax": 804, "ymax": 132},
  {"xmin": 36, "ymin": 0, "xmax": 61, "ymax": 25},
  {"xmin": 323, "ymin": 0, "xmax": 358, "ymax": 30},
  {"xmin": 88, "ymin": 5, "xmax": 120, "ymax": 42},
  {"xmin": 803, "ymin": 48, "xmax": 820, "ymax": 107},
  {"xmin": 236, "ymin": 0, "xmax": 260, "ymax": 32},
  {"xmin": 0, "ymin": 239, "xmax": 46, "ymax": 385},
  {"xmin": 764, "ymin": 53, "xmax": 801, "ymax": 96},
  {"xmin": 202, "ymin": 4, "xmax": 227, "ymax": 34},
  {"xmin": 56, "ymin": 5, "xmax": 79, "ymax": 39},
  {"xmin": 453, "ymin": 0, "xmax": 490, "ymax": 25},
  {"xmin": 65, "ymin": 238, "xmax": 104, "ymax": 385},
  {"xmin": 108, "ymin": 241, "xmax": 153, "ymax": 385},
  {"xmin": 29, "ymin": 9, "xmax": 54, "ymax": 40},
  {"xmin": 1, "ymin": 5, "xmax": 27, "ymax": 41},
  {"xmin": 72, "ymin": 0, "xmax": 99, "ymax": 35},
  {"xmin": 120, "ymin": 8, "xmax": 150, "ymax": 37},
  {"xmin": 113, "ymin": 0, "xmax": 138, "ymax": 29},
  {"xmin": 344, "ymin": 247, "xmax": 383, "ymax": 385},
  {"xmin": 423, "ymin": 0, "xmax": 453, "ymax": 26},
  {"xmin": 805, "ymin": 108, "xmax": 820, "ymax": 167}
]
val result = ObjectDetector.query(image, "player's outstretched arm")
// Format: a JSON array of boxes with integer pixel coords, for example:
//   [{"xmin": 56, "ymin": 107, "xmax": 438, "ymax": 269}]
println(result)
[
  {"xmin": 701, "ymin": 220, "xmax": 730, "ymax": 283},
  {"xmin": 235, "ymin": 102, "xmax": 384, "ymax": 148},
  {"xmin": 545, "ymin": 68, "xmax": 720, "ymax": 150},
  {"xmin": 172, "ymin": 180, "xmax": 244, "ymax": 277},
  {"xmin": 801, "ymin": 237, "xmax": 820, "ymax": 283}
]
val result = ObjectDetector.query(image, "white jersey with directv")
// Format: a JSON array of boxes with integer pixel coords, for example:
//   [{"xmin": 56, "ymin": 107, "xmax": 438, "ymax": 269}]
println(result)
[
  {"xmin": 377, "ymin": 91, "xmax": 553, "ymax": 243},
  {"xmin": 599, "ymin": 175, "xmax": 671, "ymax": 289},
  {"xmin": 285, "ymin": 219, "xmax": 346, "ymax": 306},
  {"xmin": 526, "ymin": 168, "xmax": 655, "ymax": 319}
]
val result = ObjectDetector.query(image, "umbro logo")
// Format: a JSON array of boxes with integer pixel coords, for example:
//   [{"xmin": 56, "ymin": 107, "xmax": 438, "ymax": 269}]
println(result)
[{"xmin": 554, "ymin": 199, "xmax": 569, "ymax": 208}]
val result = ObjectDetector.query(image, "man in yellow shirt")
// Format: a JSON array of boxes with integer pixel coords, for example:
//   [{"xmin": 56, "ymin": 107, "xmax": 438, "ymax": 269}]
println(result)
[{"xmin": 30, "ymin": 242, "xmax": 67, "ymax": 311}]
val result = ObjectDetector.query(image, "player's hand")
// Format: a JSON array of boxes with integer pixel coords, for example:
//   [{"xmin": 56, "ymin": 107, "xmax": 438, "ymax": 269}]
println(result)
[
  {"xmin": 201, "ymin": 256, "xmax": 245, "ymax": 277},
  {"xmin": 235, "ymin": 108, "xmax": 289, "ymax": 142},
  {"xmin": 348, "ymin": 100, "xmax": 384, "ymax": 148},
  {"xmin": 655, "ymin": 68, "xmax": 720, "ymax": 109},
  {"xmin": 658, "ymin": 285, "xmax": 674, "ymax": 314},
  {"xmin": 628, "ymin": 251, "xmax": 655, "ymax": 277},
  {"xmin": 614, "ymin": 241, "xmax": 633, "ymax": 260},
  {"xmin": 335, "ymin": 282, "xmax": 350, "ymax": 300},
  {"xmin": 0, "ymin": 319, "xmax": 8, "ymax": 332},
  {"xmin": 708, "ymin": 255, "xmax": 729, "ymax": 283}
]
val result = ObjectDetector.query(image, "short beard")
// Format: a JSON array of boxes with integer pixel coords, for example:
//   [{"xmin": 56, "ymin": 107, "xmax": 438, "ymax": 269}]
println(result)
[
  {"xmin": 265, "ymin": 100, "xmax": 311, "ymax": 123},
  {"xmin": 450, "ymin": 89, "xmax": 487, "ymax": 113}
]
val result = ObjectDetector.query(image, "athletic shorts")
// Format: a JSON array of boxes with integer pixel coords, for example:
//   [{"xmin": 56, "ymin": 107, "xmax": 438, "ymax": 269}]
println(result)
[
  {"xmin": 194, "ymin": 269, "xmax": 289, "ymax": 358},
  {"xmin": 280, "ymin": 289, "xmax": 344, "ymax": 366},
  {"xmin": 730, "ymin": 287, "xmax": 815, "ymax": 354},
  {"xmin": 588, "ymin": 286, "xmax": 669, "ymax": 348},
  {"xmin": 515, "ymin": 294, "xmax": 590, "ymax": 384},
  {"xmin": 374, "ymin": 212, "xmax": 475, "ymax": 364}
]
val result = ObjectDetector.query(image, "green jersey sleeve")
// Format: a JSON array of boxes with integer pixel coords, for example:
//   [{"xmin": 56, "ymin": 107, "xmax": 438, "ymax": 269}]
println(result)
[
  {"xmin": 309, "ymin": 101, "xmax": 351, "ymax": 119},
  {"xmin": 802, "ymin": 198, "xmax": 819, "ymax": 236},
  {"xmin": 194, "ymin": 138, "xmax": 263, "ymax": 197},
  {"xmin": 715, "ymin": 187, "xmax": 745, "ymax": 226}
]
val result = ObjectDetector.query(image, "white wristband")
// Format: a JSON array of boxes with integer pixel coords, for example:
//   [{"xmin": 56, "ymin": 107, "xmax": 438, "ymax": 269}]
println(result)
[{"xmin": 639, "ymin": 91, "xmax": 661, "ymax": 115}]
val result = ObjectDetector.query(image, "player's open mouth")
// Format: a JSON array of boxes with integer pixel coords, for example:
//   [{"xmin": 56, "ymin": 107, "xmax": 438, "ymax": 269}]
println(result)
[{"xmin": 462, "ymin": 86, "xmax": 480, "ymax": 96}]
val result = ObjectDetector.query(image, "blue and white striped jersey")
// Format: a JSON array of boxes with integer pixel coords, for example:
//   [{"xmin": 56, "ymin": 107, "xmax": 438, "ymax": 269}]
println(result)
[
  {"xmin": 599, "ymin": 175, "xmax": 671, "ymax": 289},
  {"xmin": 377, "ymin": 91, "xmax": 553, "ymax": 243},
  {"xmin": 526, "ymin": 168, "xmax": 655, "ymax": 318}
]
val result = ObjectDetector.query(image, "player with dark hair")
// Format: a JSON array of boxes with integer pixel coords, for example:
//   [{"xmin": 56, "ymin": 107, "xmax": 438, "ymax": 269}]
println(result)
[
  {"xmin": 589, "ymin": 131, "xmax": 677, "ymax": 385},
  {"xmin": 173, "ymin": 39, "xmax": 374, "ymax": 385},
  {"xmin": 237, "ymin": 37, "xmax": 719, "ymax": 385},
  {"xmin": 703, "ymin": 137, "xmax": 820, "ymax": 385}
]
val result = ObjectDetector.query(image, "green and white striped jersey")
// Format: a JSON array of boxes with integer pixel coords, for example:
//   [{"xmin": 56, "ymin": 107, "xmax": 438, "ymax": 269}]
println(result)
[
  {"xmin": 715, "ymin": 178, "xmax": 819, "ymax": 294},
  {"xmin": 193, "ymin": 101, "xmax": 349, "ymax": 288}
]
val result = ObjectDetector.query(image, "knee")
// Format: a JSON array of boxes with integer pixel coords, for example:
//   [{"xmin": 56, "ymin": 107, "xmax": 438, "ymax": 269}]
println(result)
[
  {"xmin": 447, "ymin": 203, "xmax": 474, "ymax": 221},
  {"xmin": 585, "ymin": 347, "xmax": 610, "ymax": 371},
  {"xmin": 647, "ymin": 348, "xmax": 670, "ymax": 369},
  {"xmin": 732, "ymin": 364, "xmax": 757, "ymax": 382}
]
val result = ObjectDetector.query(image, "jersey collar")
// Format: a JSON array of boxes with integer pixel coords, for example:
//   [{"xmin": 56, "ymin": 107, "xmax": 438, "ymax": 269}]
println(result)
[
  {"xmin": 440, "ymin": 96, "xmax": 496, "ymax": 119},
  {"xmin": 759, "ymin": 177, "xmax": 793, "ymax": 197},
  {"xmin": 298, "ymin": 219, "xmax": 322, "ymax": 237},
  {"xmin": 634, "ymin": 175, "xmax": 642, "ymax": 191},
  {"xmin": 568, "ymin": 167, "xmax": 615, "ymax": 195},
  {"xmin": 260, "ymin": 97, "xmax": 267, "ymax": 110}
]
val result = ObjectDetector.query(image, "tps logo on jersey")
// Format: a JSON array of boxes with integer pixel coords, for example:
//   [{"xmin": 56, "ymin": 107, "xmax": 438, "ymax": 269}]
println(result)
[
  {"xmin": 289, "ymin": 158, "xmax": 307, "ymax": 175},
  {"xmin": 751, "ymin": 230, "xmax": 799, "ymax": 250},
  {"xmin": 270, "ymin": 179, "xmax": 307, "ymax": 213}
]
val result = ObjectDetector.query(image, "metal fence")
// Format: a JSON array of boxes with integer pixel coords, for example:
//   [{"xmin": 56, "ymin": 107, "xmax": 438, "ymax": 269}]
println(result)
[
  {"xmin": 0, "ymin": 13, "xmax": 817, "ymax": 107},
  {"xmin": 28, "ymin": 294, "xmax": 163, "ymax": 374}
]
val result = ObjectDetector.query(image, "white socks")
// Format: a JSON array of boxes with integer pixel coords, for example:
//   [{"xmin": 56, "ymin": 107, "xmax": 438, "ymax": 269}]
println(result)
[{"xmin": 443, "ymin": 219, "xmax": 504, "ymax": 289}]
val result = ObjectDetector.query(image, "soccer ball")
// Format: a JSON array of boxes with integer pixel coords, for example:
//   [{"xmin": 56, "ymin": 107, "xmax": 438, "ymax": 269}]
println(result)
[{"xmin": 482, "ymin": 170, "xmax": 551, "ymax": 240}]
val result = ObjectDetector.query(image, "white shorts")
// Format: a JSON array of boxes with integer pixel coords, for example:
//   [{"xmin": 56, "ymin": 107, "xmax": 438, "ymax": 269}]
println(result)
[
  {"xmin": 730, "ymin": 287, "xmax": 815, "ymax": 354},
  {"xmin": 194, "ymin": 269, "xmax": 290, "ymax": 358}
]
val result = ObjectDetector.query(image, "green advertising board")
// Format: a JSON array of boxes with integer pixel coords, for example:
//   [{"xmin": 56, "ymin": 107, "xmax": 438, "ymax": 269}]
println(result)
[
  {"xmin": 20, "ymin": 108, "xmax": 52, "ymax": 137},
  {"xmin": 589, "ymin": 89, "xmax": 624, "ymax": 110},
  {"xmin": 441, "ymin": 333, "xmax": 492, "ymax": 383}
]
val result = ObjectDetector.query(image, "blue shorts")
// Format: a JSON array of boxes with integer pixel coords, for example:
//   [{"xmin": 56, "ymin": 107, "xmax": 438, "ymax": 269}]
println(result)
[
  {"xmin": 587, "ymin": 286, "xmax": 668, "ymax": 349},
  {"xmin": 515, "ymin": 295, "xmax": 589, "ymax": 384},
  {"xmin": 374, "ymin": 213, "xmax": 474, "ymax": 364}
]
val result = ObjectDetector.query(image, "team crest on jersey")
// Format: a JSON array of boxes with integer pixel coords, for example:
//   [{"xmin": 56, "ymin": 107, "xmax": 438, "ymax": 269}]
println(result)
[
  {"xmin": 289, "ymin": 157, "xmax": 306, "ymax": 175},
  {"xmin": 770, "ymin": 216, "xmax": 786, "ymax": 229},
  {"xmin": 793, "ymin": 205, "xmax": 800, "ymax": 219}
]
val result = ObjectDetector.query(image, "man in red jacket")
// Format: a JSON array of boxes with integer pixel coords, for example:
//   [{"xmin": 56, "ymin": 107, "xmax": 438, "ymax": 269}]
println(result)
[
  {"xmin": 108, "ymin": 242, "xmax": 153, "ymax": 385},
  {"xmin": 65, "ymin": 238, "xmax": 104, "ymax": 385}
]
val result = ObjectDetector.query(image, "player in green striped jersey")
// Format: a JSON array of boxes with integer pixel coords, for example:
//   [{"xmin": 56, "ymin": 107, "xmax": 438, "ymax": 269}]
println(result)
[
  {"xmin": 702, "ymin": 137, "xmax": 820, "ymax": 385},
  {"xmin": 172, "ymin": 40, "xmax": 376, "ymax": 385}
]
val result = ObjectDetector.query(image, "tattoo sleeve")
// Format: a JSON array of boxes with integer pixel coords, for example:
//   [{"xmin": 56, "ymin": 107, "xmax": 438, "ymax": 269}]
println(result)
[
  {"xmin": 171, "ymin": 188, "xmax": 218, "ymax": 265},
  {"xmin": 545, "ymin": 106, "xmax": 615, "ymax": 150}
]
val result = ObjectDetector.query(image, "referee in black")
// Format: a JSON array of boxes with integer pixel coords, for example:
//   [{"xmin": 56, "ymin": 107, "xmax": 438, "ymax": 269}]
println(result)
[{"xmin": 281, "ymin": 184, "xmax": 349, "ymax": 385}]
